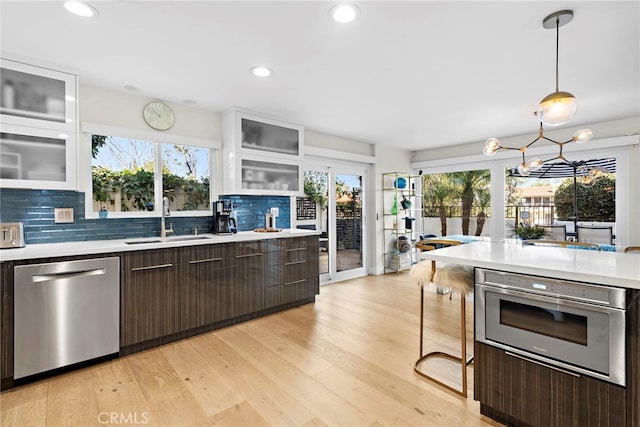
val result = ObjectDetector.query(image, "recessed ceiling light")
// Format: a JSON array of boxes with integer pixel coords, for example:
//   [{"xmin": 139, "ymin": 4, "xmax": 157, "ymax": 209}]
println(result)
[
  {"xmin": 329, "ymin": 3, "xmax": 359, "ymax": 23},
  {"xmin": 63, "ymin": 1, "xmax": 99, "ymax": 18},
  {"xmin": 124, "ymin": 85, "xmax": 141, "ymax": 93},
  {"xmin": 250, "ymin": 65, "xmax": 273, "ymax": 77},
  {"xmin": 182, "ymin": 99, "xmax": 197, "ymax": 105}
]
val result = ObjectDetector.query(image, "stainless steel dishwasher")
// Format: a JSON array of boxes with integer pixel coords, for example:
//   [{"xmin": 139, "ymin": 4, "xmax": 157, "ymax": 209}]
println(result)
[{"xmin": 14, "ymin": 257, "xmax": 120, "ymax": 379}]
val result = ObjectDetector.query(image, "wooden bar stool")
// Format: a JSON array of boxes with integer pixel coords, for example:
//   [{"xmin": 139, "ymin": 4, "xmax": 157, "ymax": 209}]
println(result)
[{"xmin": 410, "ymin": 258, "xmax": 474, "ymax": 397}]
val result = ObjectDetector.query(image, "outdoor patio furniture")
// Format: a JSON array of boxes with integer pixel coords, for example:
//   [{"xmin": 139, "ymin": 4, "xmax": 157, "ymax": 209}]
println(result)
[
  {"xmin": 542, "ymin": 224, "xmax": 567, "ymax": 241},
  {"xmin": 577, "ymin": 225, "xmax": 613, "ymax": 245},
  {"xmin": 522, "ymin": 240, "xmax": 601, "ymax": 250}
]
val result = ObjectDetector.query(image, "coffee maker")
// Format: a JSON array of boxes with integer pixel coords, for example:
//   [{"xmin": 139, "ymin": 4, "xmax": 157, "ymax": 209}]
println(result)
[{"xmin": 212, "ymin": 201, "xmax": 237, "ymax": 235}]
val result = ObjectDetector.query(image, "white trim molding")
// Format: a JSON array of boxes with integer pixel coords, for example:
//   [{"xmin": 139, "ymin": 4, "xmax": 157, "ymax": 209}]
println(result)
[{"xmin": 81, "ymin": 122, "xmax": 221, "ymax": 149}]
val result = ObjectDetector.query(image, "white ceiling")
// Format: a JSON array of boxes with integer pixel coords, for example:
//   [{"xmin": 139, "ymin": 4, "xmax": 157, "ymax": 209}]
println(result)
[{"xmin": 1, "ymin": 1, "xmax": 638, "ymax": 151}]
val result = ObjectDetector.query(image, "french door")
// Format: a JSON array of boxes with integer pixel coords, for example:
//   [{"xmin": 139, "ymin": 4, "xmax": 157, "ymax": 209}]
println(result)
[{"xmin": 303, "ymin": 162, "xmax": 367, "ymax": 284}]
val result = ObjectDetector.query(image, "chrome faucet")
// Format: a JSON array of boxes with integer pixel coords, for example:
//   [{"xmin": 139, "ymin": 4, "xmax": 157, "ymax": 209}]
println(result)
[{"xmin": 160, "ymin": 197, "xmax": 174, "ymax": 238}]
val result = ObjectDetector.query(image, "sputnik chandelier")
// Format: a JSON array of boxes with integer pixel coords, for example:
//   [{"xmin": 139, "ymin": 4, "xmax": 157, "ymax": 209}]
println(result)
[{"xmin": 482, "ymin": 10, "xmax": 593, "ymax": 176}]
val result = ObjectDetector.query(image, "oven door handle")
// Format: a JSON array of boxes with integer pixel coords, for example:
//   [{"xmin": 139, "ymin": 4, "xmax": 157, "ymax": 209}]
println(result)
[{"xmin": 505, "ymin": 351, "xmax": 581, "ymax": 378}]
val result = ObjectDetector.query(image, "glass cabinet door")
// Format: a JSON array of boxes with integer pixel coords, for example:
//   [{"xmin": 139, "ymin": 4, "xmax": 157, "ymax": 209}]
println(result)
[
  {"xmin": 1, "ymin": 58, "xmax": 76, "ymax": 132},
  {"xmin": 241, "ymin": 158, "xmax": 300, "ymax": 193},
  {"xmin": 241, "ymin": 118, "xmax": 300, "ymax": 156},
  {"xmin": 0, "ymin": 124, "xmax": 76, "ymax": 189}
]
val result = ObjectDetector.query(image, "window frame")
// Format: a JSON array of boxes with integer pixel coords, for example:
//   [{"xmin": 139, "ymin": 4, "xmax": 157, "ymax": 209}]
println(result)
[
  {"xmin": 411, "ymin": 135, "xmax": 635, "ymax": 246},
  {"xmin": 82, "ymin": 123, "xmax": 219, "ymax": 219}
]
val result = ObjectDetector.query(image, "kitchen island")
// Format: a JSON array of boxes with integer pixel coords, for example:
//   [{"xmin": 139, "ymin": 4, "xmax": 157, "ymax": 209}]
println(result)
[
  {"xmin": 419, "ymin": 240, "xmax": 640, "ymax": 289},
  {"xmin": 420, "ymin": 241, "xmax": 640, "ymax": 427}
]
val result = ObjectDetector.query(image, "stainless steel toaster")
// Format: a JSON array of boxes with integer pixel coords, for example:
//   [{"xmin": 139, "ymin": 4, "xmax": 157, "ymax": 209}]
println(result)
[{"xmin": 0, "ymin": 222, "xmax": 25, "ymax": 248}]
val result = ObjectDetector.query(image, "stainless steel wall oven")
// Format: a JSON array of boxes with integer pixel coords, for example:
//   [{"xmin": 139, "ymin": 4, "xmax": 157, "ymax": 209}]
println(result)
[{"xmin": 475, "ymin": 268, "xmax": 627, "ymax": 386}]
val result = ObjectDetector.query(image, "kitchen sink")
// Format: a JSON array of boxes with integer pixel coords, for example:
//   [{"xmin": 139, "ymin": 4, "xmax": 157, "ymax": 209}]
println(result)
[
  {"xmin": 124, "ymin": 239, "xmax": 162, "ymax": 245},
  {"xmin": 168, "ymin": 236, "xmax": 214, "ymax": 242},
  {"xmin": 124, "ymin": 236, "xmax": 214, "ymax": 245}
]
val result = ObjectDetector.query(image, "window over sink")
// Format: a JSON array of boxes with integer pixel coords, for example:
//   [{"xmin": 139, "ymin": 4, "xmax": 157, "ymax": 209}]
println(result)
[{"xmin": 87, "ymin": 129, "xmax": 212, "ymax": 218}]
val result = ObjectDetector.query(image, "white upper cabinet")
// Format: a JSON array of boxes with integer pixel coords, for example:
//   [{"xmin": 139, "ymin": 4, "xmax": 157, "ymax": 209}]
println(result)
[
  {"xmin": 222, "ymin": 109, "xmax": 304, "ymax": 195},
  {"xmin": 0, "ymin": 123, "xmax": 77, "ymax": 190},
  {"xmin": 0, "ymin": 57, "xmax": 77, "ymax": 189},
  {"xmin": 1, "ymin": 58, "xmax": 77, "ymax": 132}
]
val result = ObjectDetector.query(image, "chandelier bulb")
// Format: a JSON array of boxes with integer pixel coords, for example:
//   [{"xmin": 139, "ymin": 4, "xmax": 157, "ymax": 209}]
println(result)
[
  {"xmin": 589, "ymin": 167, "xmax": 605, "ymax": 178},
  {"xmin": 573, "ymin": 129, "xmax": 593, "ymax": 143},
  {"xmin": 517, "ymin": 163, "xmax": 531, "ymax": 177},
  {"xmin": 580, "ymin": 175, "xmax": 596, "ymax": 188},
  {"xmin": 537, "ymin": 91, "xmax": 577, "ymax": 126},
  {"xmin": 483, "ymin": 137, "xmax": 500, "ymax": 156}
]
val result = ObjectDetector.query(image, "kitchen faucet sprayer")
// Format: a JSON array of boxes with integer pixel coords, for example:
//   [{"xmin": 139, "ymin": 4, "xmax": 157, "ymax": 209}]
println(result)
[
  {"xmin": 163, "ymin": 197, "xmax": 170, "ymax": 216},
  {"xmin": 160, "ymin": 197, "xmax": 173, "ymax": 237}
]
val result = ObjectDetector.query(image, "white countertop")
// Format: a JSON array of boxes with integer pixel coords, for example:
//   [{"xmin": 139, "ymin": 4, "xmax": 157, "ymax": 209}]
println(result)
[
  {"xmin": 420, "ymin": 241, "xmax": 640, "ymax": 290},
  {"xmin": 0, "ymin": 229, "xmax": 320, "ymax": 262}
]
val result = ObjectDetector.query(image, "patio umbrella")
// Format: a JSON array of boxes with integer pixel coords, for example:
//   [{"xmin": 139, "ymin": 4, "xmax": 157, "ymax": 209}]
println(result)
[{"xmin": 508, "ymin": 157, "xmax": 616, "ymax": 230}]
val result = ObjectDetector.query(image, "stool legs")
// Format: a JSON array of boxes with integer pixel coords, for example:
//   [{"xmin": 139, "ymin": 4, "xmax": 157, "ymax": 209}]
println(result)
[{"xmin": 414, "ymin": 282, "xmax": 474, "ymax": 398}]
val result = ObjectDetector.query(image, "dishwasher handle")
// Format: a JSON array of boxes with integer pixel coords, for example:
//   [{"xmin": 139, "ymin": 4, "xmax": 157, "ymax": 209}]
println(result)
[{"xmin": 31, "ymin": 268, "xmax": 106, "ymax": 283}]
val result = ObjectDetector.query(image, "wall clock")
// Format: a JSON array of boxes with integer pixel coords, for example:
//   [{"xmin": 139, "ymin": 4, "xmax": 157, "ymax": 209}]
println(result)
[{"xmin": 143, "ymin": 101, "xmax": 175, "ymax": 131}]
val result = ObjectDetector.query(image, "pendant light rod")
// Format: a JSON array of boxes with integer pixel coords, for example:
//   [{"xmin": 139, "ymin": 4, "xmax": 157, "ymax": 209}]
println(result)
[
  {"xmin": 482, "ymin": 9, "xmax": 589, "ymax": 175},
  {"xmin": 542, "ymin": 9, "xmax": 574, "ymax": 94},
  {"xmin": 555, "ymin": 16, "xmax": 560, "ymax": 92}
]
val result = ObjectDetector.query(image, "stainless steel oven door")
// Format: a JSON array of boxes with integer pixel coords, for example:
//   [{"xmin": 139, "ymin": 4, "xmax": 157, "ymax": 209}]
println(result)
[{"xmin": 476, "ymin": 283, "xmax": 626, "ymax": 386}]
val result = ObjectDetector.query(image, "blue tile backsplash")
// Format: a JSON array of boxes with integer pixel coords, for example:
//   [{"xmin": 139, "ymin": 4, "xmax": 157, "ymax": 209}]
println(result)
[
  {"xmin": 0, "ymin": 189, "xmax": 291, "ymax": 245},
  {"xmin": 221, "ymin": 195, "xmax": 290, "ymax": 231}
]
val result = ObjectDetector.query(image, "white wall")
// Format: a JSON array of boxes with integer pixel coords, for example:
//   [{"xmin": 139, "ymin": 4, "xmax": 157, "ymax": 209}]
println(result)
[
  {"xmin": 305, "ymin": 130, "xmax": 374, "ymax": 156},
  {"xmin": 77, "ymin": 84, "xmax": 222, "ymax": 195},
  {"xmin": 79, "ymin": 85, "xmax": 222, "ymax": 140},
  {"xmin": 412, "ymin": 116, "xmax": 639, "ymax": 162}
]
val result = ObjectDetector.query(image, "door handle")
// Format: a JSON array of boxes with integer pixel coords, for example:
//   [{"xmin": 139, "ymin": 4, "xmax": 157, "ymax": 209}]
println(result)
[
  {"xmin": 131, "ymin": 263, "xmax": 173, "ymax": 272},
  {"xmin": 236, "ymin": 253, "xmax": 262, "ymax": 258},
  {"xmin": 32, "ymin": 268, "xmax": 105, "ymax": 283},
  {"xmin": 505, "ymin": 351, "xmax": 581, "ymax": 378},
  {"xmin": 189, "ymin": 258, "xmax": 223, "ymax": 264}
]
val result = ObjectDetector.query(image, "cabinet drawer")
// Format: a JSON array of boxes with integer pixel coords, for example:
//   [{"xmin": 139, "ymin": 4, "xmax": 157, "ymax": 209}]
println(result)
[
  {"xmin": 266, "ymin": 247, "xmax": 307, "ymax": 266},
  {"xmin": 180, "ymin": 243, "xmax": 232, "ymax": 270},
  {"xmin": 234, "ymin": 240, "xmax": 265, "ymax": 258},
  {"xmin": 268, "ymin": 237, "xmax": 309, "ymax": 252},
  {"xmin": 475, "ymin": 342, "xmax": 626, "ymax": 427},
  {"xmin": 121, "ymin": 248, "xmax": 178, "ymax": 271},
  {"xmin": 265, "ymin": 261, "xmax": 307, "ymax": 287},
  {"xmin": 265, "ymin": 280, "xmax": 313, "ymax": 307}
]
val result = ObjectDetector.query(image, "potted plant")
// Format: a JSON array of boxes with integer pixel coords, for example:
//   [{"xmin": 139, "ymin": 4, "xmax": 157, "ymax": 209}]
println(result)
[{"xmin": 509, "ymin": 223, "xmax": 547, "ymax": 240}]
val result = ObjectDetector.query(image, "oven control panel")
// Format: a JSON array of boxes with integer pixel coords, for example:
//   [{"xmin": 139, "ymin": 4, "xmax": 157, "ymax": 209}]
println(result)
[{"xmin": 478, "ymin": 269, "xmax": 626, "ymax": 308}]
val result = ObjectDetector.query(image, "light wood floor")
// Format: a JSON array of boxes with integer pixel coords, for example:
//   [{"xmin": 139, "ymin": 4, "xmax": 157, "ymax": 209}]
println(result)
[{"xmin": 0, "ymin": 273, "xmax": 502, "ymax": 427}]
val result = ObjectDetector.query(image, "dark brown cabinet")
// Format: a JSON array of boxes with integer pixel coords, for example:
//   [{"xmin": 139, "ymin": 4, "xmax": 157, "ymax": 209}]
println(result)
[
  {"xmin": 475, "ymin": 341, "xmax": 626, "ymax": 427},
  {"xmin": 1, "ymin": 261, "xmax": 14, "ymax": 389},
  {"xmin": 120, "ymin": 248, "xmax": 180, "ymax": 347},
  {"xmin": 179, "ymin": 243, "xmax": 233, "ymax": 330},
  {"xmin": 1, "ymin": 235, "xmax": 320, "ymax": 389},
  {"xmin": 265, "ymin": 236, "xmax": 319, "ymax": 308},
  {"xmin": 232, "ymin": 240, "xmax": 266, "ymax": 315},
  {"xmin": 628, "ymin": 289, "xmax": 640, "ymax": 427}
]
